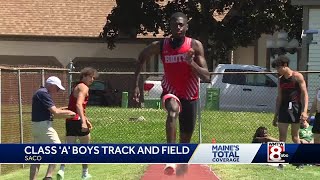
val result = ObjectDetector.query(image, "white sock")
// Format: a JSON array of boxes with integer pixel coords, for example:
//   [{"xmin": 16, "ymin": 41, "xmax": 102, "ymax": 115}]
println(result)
[
  {"xmin": 60, "ymin": 165, "xmax": 65, "ymax": 171},
  {"xmin": 82, "ymin": 168, "xmax": 89, "ymax": 176},
  {"xmin": 165, "ymin": 164, "xmax": 176, "ymax": 169}
]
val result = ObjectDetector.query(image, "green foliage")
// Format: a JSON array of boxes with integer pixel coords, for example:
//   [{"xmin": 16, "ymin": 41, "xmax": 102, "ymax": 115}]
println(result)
[{"xmin": 101, "ymin": 0, "xmax": 302, "ymax": 70}]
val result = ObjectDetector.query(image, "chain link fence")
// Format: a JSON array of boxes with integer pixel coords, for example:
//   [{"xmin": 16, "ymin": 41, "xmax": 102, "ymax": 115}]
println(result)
[
  {"xmin": 1, "ymin": 66, "xmax": 320, "ymax": 174},
  {"xmin": 0, "ymin": 66, "xmax": 69, "ymax": 174}
]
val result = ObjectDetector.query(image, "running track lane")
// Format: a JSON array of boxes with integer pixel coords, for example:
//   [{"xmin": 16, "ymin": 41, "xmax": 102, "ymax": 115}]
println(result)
[{"xmin": 141, "ymin": 164, "xmax": 220, "ymax": 180}]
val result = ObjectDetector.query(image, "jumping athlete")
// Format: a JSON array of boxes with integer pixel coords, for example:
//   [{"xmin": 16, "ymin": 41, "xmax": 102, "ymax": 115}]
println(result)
[{"xmin": 133, "ymin": 12, "xmax": 210, "ymax": 176}]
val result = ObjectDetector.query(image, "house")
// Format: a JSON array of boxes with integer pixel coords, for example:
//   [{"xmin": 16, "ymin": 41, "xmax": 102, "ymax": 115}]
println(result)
[
  {"xmin": 0, "ymin": 0, "xmax": 151, "ymax": 69},
  {"xmin": 0, "ymin": 0, "xmax": 155, "ymax": 107},
  {"xmin": 291, "ymin": 0, "xmax": 320, "ymax": 70},
  {"xmin": 0, "ymin": 0, "xmax": 280, "ymax": 69},
  {"xmin": 291, "ymin": 0, "xmax": 320, "ymax": 99}
]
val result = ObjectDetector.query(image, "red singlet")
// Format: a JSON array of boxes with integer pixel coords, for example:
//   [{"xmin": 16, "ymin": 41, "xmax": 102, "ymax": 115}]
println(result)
[
  {"xmin": 161, "ymin": 37, "xmax": 199, "ymax": 100},
  {"xmin": 66, "ymin": 82, "xmax": 89, "ymax": 121}
]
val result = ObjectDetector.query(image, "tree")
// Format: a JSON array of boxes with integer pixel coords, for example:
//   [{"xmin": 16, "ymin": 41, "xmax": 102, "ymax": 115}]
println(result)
[{"xmin": 101, "ymin": 0, "xmax": 302, "ymax": 71}]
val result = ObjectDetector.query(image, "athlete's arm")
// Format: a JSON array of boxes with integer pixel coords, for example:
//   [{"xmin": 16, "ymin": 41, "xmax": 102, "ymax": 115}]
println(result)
[
  {"xmin": 49, "ymin": 106, "xmax": 75, "ymax": 118},
  {"xmin": 254, "ymin": 137, "xmax": 279, "ymax": 142},
  {"xmin": 75, "ymin": 83, "xmax": 89, "ymax": 128},
  {"xmin": 296, "ymin": 72, "xmax": 308, "ymax": 117},
  {"xmin": 189, "ymin": 40, "xmax": 210, "ymax": 82},
  {"xmin": 133, "ymin": 41, "xmax": 161, "ymax": 102},
  {"xmin": 265, "ymin": 136, "xmax": 279, "ymax": 142}
]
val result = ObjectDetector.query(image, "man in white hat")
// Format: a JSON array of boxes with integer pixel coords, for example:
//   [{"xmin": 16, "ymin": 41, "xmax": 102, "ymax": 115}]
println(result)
[{"xmin": 30, "ymin": 76, "xmax": 76, "ymax": 180}]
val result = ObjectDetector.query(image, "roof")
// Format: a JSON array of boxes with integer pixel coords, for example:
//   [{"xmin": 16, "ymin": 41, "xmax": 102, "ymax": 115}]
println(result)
[
  {"xmin": 0, "ymin": 0, "xmax": 116, "ymax": 37},
  {"xmin": 215, "ymin": 64, "xmax": 267, "ymax": 72},
  {"xmin": 0, "ymin": 55, "xmax": 63, "ymax": 67},
  {"xmin": 0, "ymin": 0, "xmax": 227, "ymax": 38}
]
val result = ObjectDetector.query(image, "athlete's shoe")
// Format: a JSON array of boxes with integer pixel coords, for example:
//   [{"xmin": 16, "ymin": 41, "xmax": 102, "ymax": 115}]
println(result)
[
  {"xmin": 176, "ymin": 164, "xmax": 189, "ymax": 176},
  {"xmin": 56, "ymin": 170, "xmax": 64, "ymax": 180},
  {"xmin": 82, "ymin": 173, "xmax": 92, "ymax": 180},
  {"xmin": 42, "ymin": 177, "xmax": 53, "ymax": 180},
  {"xmin": 164, "ymin": 164, "xmax": 176, "ymax": 175},
  {"xmin": 277, "ymin": 164, "xmax": 284, "ymax": 170}
]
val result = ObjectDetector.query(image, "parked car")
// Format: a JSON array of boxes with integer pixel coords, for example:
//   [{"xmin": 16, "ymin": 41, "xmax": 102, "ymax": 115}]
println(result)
[
  {"xmin": 208, "ymin": 64, "xmax": 278, "ymax": 112},
  {"xmin": 144, "ymin": 76, "xmax": 162, "ymax": 99},
  {"xmin": 143, "ymin": 76, "xmax": 163, "ymax": 108},
  {"xmin": 143, "ymin": 64, "xmax": 278, "ymax": 112},
  {"xmin": 87, "ymin": 80, "xmax": 119, "ymax": 106}
]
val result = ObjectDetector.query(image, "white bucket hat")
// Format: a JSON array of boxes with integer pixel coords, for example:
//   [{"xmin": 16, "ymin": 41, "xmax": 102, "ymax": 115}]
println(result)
[{"xmin": 46, "ymin": 76, "xmax": 65, "ymax": 90}]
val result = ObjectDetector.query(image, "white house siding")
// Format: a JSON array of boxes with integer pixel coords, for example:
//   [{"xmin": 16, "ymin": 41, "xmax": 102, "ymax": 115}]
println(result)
[
  {"xmin": 0, "ymin": 41, "xmax": 147, "ymax": 67},
  {"xmin": 307, "ymin": 9, "xmax": 320, "ymax": 107}
]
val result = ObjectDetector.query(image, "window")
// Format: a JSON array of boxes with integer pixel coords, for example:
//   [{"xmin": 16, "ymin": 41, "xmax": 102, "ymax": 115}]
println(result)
[
  {"xmin": 222, "ymin": 69, "xmax": 276, "ymax": 87},
  {"xmin": 222, "ymin": 69, "xmax": 246, "ymax": 85},
  {"xmin": 246, "ymin": 74, "xmax": 267, "ymax": 86}
]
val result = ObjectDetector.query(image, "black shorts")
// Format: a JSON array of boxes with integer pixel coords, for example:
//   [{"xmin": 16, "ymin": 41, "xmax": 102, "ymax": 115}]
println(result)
[
  {"xmin": 278, "ymin": 102, "xmax": 301, "ymax": 124},
  {"xmin": 312, "ymin": 113, "xmax": 320, "ymax": 134},
  {"xmin": 161, "ymin": 93, "xmax": 197, "ymax": 134},
  {"xmin": 66, "ymin": 120, "xmax": 90, "ymax": 137},
  {"xmin": 178, "ymin": 99, "xmax": 197, "ymax": 134}
]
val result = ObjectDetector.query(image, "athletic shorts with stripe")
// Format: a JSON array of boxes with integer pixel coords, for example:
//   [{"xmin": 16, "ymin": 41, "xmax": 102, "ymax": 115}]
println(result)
[
  {"xmin": 278, "ymin": 102, "xmax": 301, "ymax": 124},
  {"xmin": 161, "ymin": 93, "xmax": 197, "ymax": 134}
]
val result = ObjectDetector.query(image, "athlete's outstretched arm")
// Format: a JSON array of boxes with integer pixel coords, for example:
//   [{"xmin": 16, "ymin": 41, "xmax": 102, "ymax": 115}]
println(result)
[
  {"xmin": 190, "ymin": 40, "xmax": 210, "ymax": 82},
  {"xmin": 133, "ymin": 41, "xmax": 161, "ymax": 102}
]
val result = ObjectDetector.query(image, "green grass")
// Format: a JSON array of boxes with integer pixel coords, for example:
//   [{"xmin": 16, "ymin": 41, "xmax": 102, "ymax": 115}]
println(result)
[
  {"xmin": 87, "ymin": 108, "xmax": 168, "ymax": 143},
  {"xmin": 86, "ymin": 108, "xmax": 280, "ymax": 144},
  {"xmin": 1, "ymin": 107, "xmax": 318, "ymax": 179}
]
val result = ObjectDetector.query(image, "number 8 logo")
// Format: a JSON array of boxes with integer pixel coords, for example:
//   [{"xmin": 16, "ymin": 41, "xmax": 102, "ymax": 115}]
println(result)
[{"xmin": 270, "ymin": 146, "xmax": 282, "ymax": 161}]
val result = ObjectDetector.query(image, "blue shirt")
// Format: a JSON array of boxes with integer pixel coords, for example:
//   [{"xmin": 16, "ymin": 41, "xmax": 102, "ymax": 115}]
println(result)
[{"xmin": 32, "ymin": 87, "xmax": 55, "ymax": 122}]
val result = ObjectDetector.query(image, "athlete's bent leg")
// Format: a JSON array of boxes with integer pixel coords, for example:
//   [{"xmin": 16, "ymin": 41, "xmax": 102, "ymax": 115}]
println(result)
[{"xmin": 165, "ymin": 98, "xmax": 180, "ymax": 143}]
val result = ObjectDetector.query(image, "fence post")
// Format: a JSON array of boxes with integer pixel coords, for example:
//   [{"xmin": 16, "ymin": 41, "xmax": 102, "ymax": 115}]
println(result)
[
  {"xmin": 18, "ymin": 70, "xmax": 24, "ymax": 168},
  {"xmin": 41, "ymin": 69, "xmax": 45, "ymax": 87},
  {"xmin": 67, "ymin": 60, "xmax": 74, "ymax": 95},
  {"xmin": 198, "ymin": 81, "xmax": 202, "ymax": 144}
]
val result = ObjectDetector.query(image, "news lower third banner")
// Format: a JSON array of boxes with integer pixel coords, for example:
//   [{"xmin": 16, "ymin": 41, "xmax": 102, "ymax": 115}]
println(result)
[{"xmin": 0, "ymin": 143, "xmax": 319, "ymax": 164}]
